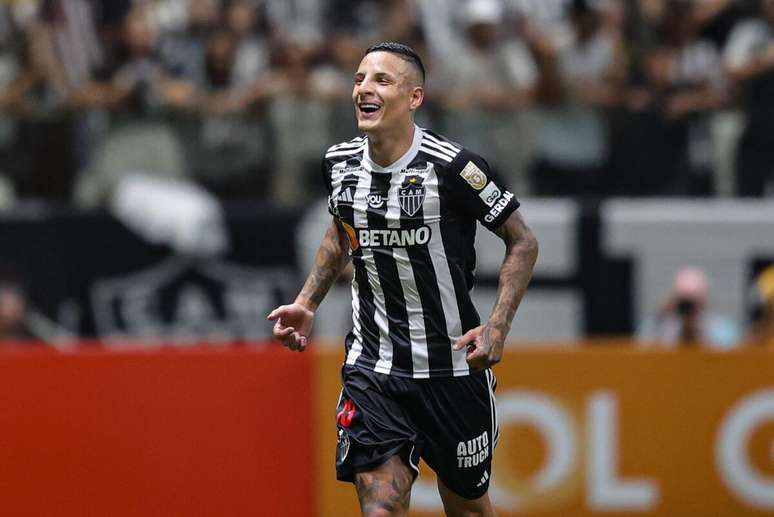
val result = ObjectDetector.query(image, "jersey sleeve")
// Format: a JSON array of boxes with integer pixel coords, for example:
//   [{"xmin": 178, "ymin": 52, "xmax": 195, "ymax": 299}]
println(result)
[
  {"xmin": 445, "ymin": 149, "xmax": 520, "ymax": 231},
  {"xmin": 321, "ymin": 157, "xmax": 336, "ymax": 216}
]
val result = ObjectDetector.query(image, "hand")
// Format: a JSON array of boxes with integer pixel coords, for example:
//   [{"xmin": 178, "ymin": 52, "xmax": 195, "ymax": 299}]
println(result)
[
  {"xmin": 267, "ymin": 303, "xmax": 314, "ymax": 352},
  {"xmin": 452, "ymin": 323, "xmax": 507, "ymax": 371}
]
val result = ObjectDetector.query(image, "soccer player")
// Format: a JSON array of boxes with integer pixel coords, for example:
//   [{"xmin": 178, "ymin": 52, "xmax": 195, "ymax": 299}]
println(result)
[{"xmin": 268, "ymin": 42, "xmax": 538, "ymax": 516}]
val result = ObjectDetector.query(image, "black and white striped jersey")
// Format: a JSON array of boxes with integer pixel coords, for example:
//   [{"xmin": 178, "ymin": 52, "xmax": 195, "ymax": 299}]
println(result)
[{"xmin": 322, "ymin": 125, "xmax": 520, "ymax": 378}]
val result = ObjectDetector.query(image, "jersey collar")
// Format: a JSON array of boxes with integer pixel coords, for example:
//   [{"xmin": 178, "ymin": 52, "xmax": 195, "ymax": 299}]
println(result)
[{"xmin": 362, "ymin": 124, "xmax": 422, "ymax": 173}]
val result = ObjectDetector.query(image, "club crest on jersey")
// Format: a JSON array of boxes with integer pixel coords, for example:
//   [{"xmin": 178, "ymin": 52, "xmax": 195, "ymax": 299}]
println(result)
[{"xmin": 399, "ymin": 175, "xmax": 425, "ymax": 217}]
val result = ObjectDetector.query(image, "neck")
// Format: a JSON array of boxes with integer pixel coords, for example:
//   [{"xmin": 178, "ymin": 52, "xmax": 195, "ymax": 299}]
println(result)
[{"xmin": 366, "ymin": 122, "xmax": 415, "ymax": 167}]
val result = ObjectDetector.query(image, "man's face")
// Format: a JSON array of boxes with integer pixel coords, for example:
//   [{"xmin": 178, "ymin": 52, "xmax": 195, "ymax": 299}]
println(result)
[{"xmin": 352, "ymin": 51, "xmax": 422, "ymax": 134}]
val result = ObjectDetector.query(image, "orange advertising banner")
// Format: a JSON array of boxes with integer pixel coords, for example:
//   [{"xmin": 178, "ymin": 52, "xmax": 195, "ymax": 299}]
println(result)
[
  {"xmin": 0, "ymin": 345, "xmax": 314, "ymax": 517},
  {"xmin": 0, "ymin": 342, "xmax": 771, "ymax": 517},
  {"xmin": 314, "ymin": 344, "xmax": 774, "ymax": 517}
]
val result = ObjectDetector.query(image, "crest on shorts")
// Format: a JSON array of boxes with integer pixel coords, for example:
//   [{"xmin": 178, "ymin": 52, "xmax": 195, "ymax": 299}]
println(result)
[
  {"xmin": 399, "ymin": 175, "xmax": 425, "ymax": 217},
  {"xmin": 460, "ymin": 161, "xmax": 488, "ymax": 190},
  {"xmin": 338, "ymin": 428, "xmax": 350, "ymax": 461}
]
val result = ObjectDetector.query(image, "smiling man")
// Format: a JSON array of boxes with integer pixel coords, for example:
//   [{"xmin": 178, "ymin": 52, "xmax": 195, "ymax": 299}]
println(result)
[{"xmin": 268, "ymin": 42, "xmax": 538, "ymax": 516}]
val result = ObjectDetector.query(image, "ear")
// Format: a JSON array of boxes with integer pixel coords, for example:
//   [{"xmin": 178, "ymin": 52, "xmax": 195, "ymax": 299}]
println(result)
[{"xmin": 409, "ymin": 86, "xmax": 424, "ymax": 112}]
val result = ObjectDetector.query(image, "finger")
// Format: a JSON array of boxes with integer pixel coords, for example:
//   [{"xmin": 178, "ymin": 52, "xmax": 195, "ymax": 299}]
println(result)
[
  {"xmin": 273, "ymin": 321, "xmax": 294, "ymax": 337},
  {"xmin": 453, "ymin": 328, "xmax": 479, "ymax": 351},
  {"xmin": 286, "ymin": 334, "xmax": 299, "ymax": 351},
  {"xmin": 466, "ymin": 350, "xmax": 491, "ymax": 371},
  {"xmin": 267, "ymin": 305, "xmax": 288, "ymax": 321},
  {"xmin": 292, "ymin": 332, "xmax": 308, "ymax": 351},
  {"xmin": 274, "ymin": 325, "xmax": 294, "ymax": 336},
  {"xmin": 287, "ymin": 332, "xmax": 307, "ymax": 351},
  {"xmin": 466, "ymin": 344, "xmax": 485, "ymax": 361},
  {"xmin": 465, "ymin": 345, "xmax": 489, "ymax": 368}
]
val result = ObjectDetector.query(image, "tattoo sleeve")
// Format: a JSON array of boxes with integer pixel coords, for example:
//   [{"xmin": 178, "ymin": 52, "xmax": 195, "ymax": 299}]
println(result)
[
  {"xmin": 295, "ymin": 218, "xmax": 351, "ymax": 311},
  {"xmin": 489, "ymin": 211, "xmax": 539, "ymax": 333}
]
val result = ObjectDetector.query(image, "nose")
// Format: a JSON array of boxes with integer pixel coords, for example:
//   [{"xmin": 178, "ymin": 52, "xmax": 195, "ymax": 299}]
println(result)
[{"xmin": 355, "ymin": 77, "xmax": 374, "ymax": 100}]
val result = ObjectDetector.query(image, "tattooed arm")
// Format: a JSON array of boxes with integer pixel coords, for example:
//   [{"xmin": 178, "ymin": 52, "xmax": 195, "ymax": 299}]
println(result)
[
  {"xmin": 296, "ymin": 218, "xmax": 351, "ymax": 310},
  {"xmin": 453, "ymin": 210, "xmax": 538, "ymax": 369},
  {"xmin": 267, "ymin": 217, "xmax": 351, "ymax": 351}
]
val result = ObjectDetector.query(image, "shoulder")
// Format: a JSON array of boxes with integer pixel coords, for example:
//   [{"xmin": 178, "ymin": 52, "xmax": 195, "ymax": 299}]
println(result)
[
  {"xmin": 322, "ymin": 136, "xmax": 366, "ymax": 186},
  {"xmin": 417, "ymin": 128, "xmax": 469, "ymax": 167},
  {"xmin": 324, "ymin": 135, "xmax": 366, "ymax": 162},
  {"xmin": 321, "ymin": 136, "xmax": 365, "ymax": 191},
  {"xmin": 418, "ymin": 128, "xmax": 488, "ymax": 176}
]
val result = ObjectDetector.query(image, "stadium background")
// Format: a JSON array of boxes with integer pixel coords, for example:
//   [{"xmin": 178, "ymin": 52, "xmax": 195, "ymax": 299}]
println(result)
[{"xmin": 0, "ymin": 0, "xmax": 772, "ymax": 515}]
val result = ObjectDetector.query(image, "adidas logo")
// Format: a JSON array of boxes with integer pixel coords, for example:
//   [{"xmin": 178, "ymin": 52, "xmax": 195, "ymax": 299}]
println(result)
[
  {"xmin": 338, "ymin": 187, "xmax": 354, "ymax": 203},
  {"xmin": 476, "ymin": 470, "xmax": 490, "ymax": 488}
]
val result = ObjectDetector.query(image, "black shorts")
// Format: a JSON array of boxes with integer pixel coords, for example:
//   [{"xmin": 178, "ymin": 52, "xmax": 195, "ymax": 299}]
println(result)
[{"xmin": 335, "ymin": 365, "xmax": 499, "ymax": 500}]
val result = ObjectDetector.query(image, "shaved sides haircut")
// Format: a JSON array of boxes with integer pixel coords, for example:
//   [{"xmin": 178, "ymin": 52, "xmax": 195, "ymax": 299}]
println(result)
[{"xmin": 364, "ymin": 41, "xmax": 426, "ymax": 85}]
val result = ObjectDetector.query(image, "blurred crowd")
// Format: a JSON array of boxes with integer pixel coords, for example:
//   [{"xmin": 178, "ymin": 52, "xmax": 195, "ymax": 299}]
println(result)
[
  {"xmin": 0, "ymin": 0, "xmax": 771, "ymax": 210},
  {"xmin": 638, "ymin": 264, "xmax": 774, "ymax": 347}
]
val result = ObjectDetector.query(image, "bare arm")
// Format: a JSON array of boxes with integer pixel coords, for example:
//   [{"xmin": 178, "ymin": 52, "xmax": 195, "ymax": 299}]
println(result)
[
  {"xmin": 454, "ymin": 210, "xmax": 538, "ymax": 369},
  {"xmin": 488, "ymin": 211, "xmax": 539, "ymax": 335},
  {"xmin": 268, "ymin": 217, "xmax": 350, "ymax": 351},
  {"xmin": 295, "ymin": 218, "xmax": 351, "ymax": 310}
]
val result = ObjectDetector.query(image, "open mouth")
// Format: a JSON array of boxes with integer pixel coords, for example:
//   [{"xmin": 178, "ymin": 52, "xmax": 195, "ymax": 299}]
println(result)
[{"xmin": 358, "ymin": 102, "xmax": 382, "ymax": 115}]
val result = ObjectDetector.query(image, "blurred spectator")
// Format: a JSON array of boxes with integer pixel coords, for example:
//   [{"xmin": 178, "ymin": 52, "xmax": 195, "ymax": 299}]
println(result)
[
  {"xmin": 316, "ymin": 35, "xmax": 363, "ymax": 144},
  {"xmin": 72, "ymin": 4, "xmax": 187, "ymax": 208},
  {"xmin": 227, "ymin": 0, "xmax": 270, "ymax": 89},
  {"xmin": 0, "ymin": 280, "xmax": 32, "ymax": 340},
  {"xmin": 644, "ymin": 0, "xmax": 726, "ymax": 195},
  {"xmin": 46, "ymin": 0, "xmax": 103, "ymax": 90},
  {"xmin": 166, "ymin": 26, "xmax": 272, "ymax": 199},
  {"xmin": 0, "ymin": 268, "xmax": 78, "ymax": 345},
  {"xmin": 639, "ymin": 266, "xmax": 739, "ymax": 348},
  {"xmin": 158, "ymin": 0, "xmax": 220, "ymax": 83},
  {"xmin": 328, "ymin": 0, "xmax": 424, "ymax": 47},
  {"xmin": 429, "ymin": 0, "xmax": 537, "ymax": 188},
  {"xmin": 2, "ymin": 20, "xmax": 80, "ymax": 200},
  {"xmin": 724, "ymin": 0, "xmax": 774, "ymax": 196},
  {"xmin": 505, "ymin": 0, "xmax": 574, "ymax": 49},
  {"xmin": 263, "ymin": 0, "xmax": 323, "ymax": 52},
  {"xmin": 268, "ymin": 40, "xmax": 338, "ymax": 206},
  {"xmin": 0, "ymin": 0, "xmax": 767, "ymax": 206},
  {"xmin": 747, "ymin": 264, "xmax": 774, "ymax": 346},
  {"xmin": 694, "ymin": 0, "xmax": 742, "ymax": 49},
  {"xmin": 528, "ymin": 0, "xmax": 625, "ymax": 197},
  {"xmin": 0, "ymin": 9, "xmax": 21, "ymax": 202},
  {"xmin": 416, "ymin": 0, "xmax": 466, "ymax": 67},
  {"xmin": 71, "ymin": 5, "xmax": 229, "ymax": 256}
]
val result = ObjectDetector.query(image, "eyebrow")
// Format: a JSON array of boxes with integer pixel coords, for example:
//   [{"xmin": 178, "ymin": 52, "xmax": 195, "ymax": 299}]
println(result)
[{"xmin": 354, "ymin": 71, "xmax": 396, "ymax": 80}]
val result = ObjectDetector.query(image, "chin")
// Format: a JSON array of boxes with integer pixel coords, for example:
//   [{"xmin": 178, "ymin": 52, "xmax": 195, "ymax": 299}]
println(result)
[{"xmin": 357, "ymin": 119, "xmax": 381, "ymax": 133}]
